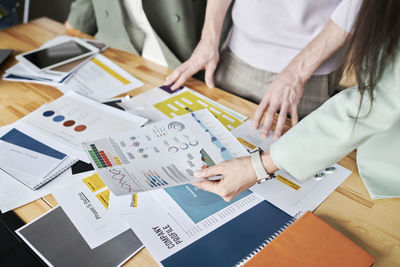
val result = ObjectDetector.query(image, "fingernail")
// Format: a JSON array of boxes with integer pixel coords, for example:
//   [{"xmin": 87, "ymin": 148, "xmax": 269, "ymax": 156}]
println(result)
[
  {"xmin": 194, "ymin": 171, "xmax": 201, "ymax": 177},
  {"xmin": 273, "ymin": 134, "xmax": 279, "ymax": 139}
]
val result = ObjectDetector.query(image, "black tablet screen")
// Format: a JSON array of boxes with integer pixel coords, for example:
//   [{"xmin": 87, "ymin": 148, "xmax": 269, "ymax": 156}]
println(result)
[{"xmin": 23, "ymin": 40, "xmax": 91, "ymax": 69}]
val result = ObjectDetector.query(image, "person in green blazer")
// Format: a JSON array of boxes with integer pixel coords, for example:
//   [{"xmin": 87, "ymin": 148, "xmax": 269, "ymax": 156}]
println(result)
[
  {"xmin": 65, "ymin": 0, "xmax": 231, "ymax": 69},
  {"xmin": 193, "ymin": 1, "xmax": 400, "ymax": 200}
]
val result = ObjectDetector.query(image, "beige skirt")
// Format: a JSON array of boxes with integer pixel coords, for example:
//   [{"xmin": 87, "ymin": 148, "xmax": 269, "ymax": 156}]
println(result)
[{"xmin": 214, "ymin": 48, "xmax": 341, "ymax": 119}]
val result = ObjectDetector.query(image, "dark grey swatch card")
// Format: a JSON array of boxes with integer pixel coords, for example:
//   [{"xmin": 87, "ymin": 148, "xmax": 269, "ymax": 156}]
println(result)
[{"xmin": 17, "ymin": 207, "xmax": 143, "ymax": 267}]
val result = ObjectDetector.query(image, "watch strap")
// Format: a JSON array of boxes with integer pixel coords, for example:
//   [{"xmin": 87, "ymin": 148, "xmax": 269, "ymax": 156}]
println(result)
[{"xmin": 251, "ymin": 148, "xmax": 275, "ymax": 184}]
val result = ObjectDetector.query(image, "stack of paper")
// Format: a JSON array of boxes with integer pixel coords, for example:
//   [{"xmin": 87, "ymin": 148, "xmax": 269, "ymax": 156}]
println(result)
[
  {"xmin": 3, "ymin": 36, "xmax": 144, "ymax": 101},
  {"xmin": 3, "ymin": 36, "xmax": 91, "ymax": 86},
  {"xmin": 0, "ymin": 90, "xmax": 148, "ymax": 212}
]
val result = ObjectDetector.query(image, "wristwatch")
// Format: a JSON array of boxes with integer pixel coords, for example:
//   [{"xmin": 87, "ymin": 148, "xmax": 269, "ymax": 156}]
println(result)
[{"xmin": 250, "ymin": 148, "xmax": 275, "ymax": 184}]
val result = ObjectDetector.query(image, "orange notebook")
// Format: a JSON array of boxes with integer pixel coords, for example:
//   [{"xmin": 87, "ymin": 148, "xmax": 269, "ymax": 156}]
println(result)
[{"xmin": 239, "ymin": 212, "xmax": 375, "ymax": 267}]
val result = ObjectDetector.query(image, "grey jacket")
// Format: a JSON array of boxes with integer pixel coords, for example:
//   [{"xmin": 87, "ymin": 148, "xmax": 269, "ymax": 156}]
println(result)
[{"xmin": 67, "ymin": 0, "xmax": 232, "ymax": 68}]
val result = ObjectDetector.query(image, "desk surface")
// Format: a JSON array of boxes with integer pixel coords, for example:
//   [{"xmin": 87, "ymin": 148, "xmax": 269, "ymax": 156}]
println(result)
[{"xmin": 1, "ymin": 18, "xmax": 399, "ymax": 267}]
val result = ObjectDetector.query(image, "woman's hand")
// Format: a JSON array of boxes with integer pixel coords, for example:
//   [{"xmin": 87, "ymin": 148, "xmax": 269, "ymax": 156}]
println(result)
[
  {"xmin": 193, "ymin": 152, "xmax": 279, "ymax": 201},
  {"xmin": 164, "ymin": 37, "xmax": 220, "ymax": 90},
  {"xmin": 253, "ymin": 70, "xmax": 305, "ymax": 139},
  {"xmin": 192, "ymin": 157, "xmax": 258, "ymax": 202}
]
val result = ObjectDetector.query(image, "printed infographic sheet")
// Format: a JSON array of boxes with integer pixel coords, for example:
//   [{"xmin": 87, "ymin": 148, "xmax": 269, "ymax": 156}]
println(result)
[
  {"xmin": 18, "ymin": 91, "xmax": 148, "ymax": 161},
  {"xmin": 58, "ymin": 54, "xmax": 144, "ymax": 101},
  {"xmin": 119, "ymin": 86, "xmax": 247, "ymax": 128},
  {"xmin": 83, "ymin": 110, "xmax": 249, "ymax": 196}
]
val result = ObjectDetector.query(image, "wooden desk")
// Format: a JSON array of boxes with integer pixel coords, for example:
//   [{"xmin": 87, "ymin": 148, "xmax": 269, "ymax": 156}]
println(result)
[{"xmin": 1, "ymin": 18, "xmax": 399, "ymax": 267}]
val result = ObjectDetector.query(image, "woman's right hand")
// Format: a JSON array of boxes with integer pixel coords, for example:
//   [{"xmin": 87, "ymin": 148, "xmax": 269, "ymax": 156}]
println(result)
[{"xmin": 164, "ymin": 37, "xmax": 220, "ymax": 90}]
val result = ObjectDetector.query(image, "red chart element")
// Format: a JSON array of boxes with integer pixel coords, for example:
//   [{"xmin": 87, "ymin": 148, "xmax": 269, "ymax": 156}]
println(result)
[
  {"xmin": 74, "ymin": 125, "xmax": 87, "ymax": 132},
  {"xmin": 99, "ymin": 151, "xmax": 112, "ymax": 167},
  {"xmin": 63, "ymin": 120, "xmax": 75, "ymax": 127}
]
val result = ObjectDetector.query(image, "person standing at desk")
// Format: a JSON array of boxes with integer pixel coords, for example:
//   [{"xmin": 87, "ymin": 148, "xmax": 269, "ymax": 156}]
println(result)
[
  {"xmin": 165, "ymin": 0, "xmax": 361, "ymax": 138},
  {"xmin": 65, "ymin": 0, "xmax": 231, "ymax": 69},
  {"xmin": 192, "ymin": 1, "xmax": 400, "ymax": 201}
]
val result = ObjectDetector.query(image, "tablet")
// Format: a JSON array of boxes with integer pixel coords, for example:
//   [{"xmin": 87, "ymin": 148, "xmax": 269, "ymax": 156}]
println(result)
[{"xmin": 16, "ymin": 38, "xmax": 98, "ymax": 72}]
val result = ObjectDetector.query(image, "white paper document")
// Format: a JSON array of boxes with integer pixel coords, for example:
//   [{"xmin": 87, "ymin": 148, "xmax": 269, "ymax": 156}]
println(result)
[
  {"xmin": 105, "ymin": 191, "xmax": 155, "ymax": 230},
  {"xmin": 231, "ymin": 121, "xmax": 352, "ymax": 216},
  {"xmin": 0, "ymin": 168, "xmax": 88, "ymax": 213},
  {"xmin": 82, "ymin": 110, "xmax": 249, "ymax": 196},
  {"xmin": 58, "ymin": 54, "xmax": 144, "ymax": 101},
  {"xmin": 15, "ymin": 91, "xmax": 148, "ymax": 162},
  {"xmin": 53, "ymin": 172, "xmax": 130, "ymax": 248},
  {"xmin": 3, "ymin": 63, "xmax": 72, "ymax": 85}
]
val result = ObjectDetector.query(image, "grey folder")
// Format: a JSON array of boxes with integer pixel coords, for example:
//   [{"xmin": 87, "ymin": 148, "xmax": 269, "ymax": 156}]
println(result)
[{"xmin": 17, "ymin": 207, "xmax": 143, "ymax": 267}]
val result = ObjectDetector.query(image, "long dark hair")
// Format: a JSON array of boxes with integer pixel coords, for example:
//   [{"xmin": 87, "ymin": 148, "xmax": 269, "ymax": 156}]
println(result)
[{"xmin": 338, "ymin": 0, "xmax": 400, "ymax": 115}]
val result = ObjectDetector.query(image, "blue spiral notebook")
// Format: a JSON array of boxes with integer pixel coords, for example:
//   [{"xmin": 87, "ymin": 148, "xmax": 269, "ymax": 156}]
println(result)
[
  {"xmin": 0, "ymin": 128, "xmax": 76, "ymax": 190},
  {"xmin": 161, "ymin": 200, "xmax": 295, "ymax": 267}
]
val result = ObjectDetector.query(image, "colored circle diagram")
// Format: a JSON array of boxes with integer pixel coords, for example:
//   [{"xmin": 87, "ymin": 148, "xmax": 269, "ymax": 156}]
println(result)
[
  {"xmin": 43, "ymin": 110, "xmax": 55, "ymax": 117},
  {"xmin": 168, "ymin": 121, "xmax": 185, "ymax": 131},
  {"xmin": 168, "ymin": 146, "xmax": 179, "ymax": 153},
  {"xmin": 53, "ymin": 115, "xmax": 65, "ymax": 122},
  {"xmin": 42, "ymin": 110, "xmax": 88, "ymax": 132},
  {"xmin": 74, "ymin": 125, "xmax": 87, "ymax": 132},
  {"xmin": 63, "ymin": 120, "xmax": 75, "ymax": 127}
]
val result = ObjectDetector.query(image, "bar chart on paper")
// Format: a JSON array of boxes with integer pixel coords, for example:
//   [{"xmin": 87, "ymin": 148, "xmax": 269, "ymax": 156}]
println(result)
[
  {"xmin": 86, "ymin": 139, "xmax": 127, "ymax": 169},
  {"xmin": 153, "ymin": 91, "xmax": 243, "ymax": 130},
  {"xmin": 143, "ymin": 170, "xmax": 169, "ymax": 188}
]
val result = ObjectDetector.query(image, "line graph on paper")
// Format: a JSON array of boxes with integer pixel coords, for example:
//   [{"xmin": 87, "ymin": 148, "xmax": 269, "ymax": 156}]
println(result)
[{"xmin": 107, "ymin": 167, "xmax": 133, "ymax": 193}]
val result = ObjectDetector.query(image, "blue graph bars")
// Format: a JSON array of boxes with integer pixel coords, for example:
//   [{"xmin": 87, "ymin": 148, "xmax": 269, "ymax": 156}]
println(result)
[{"xmin": 144, "ymin": 171, "xmax": 169, "ymax": 188}]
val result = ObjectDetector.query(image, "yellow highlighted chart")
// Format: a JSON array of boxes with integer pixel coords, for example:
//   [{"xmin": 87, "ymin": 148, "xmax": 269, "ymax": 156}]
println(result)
[
  {"xmin": 130, "ymin": 194, "xmax": 138, "ymax": 208},
  {"xmin": 114, "ymin": 156, "xmax": 122, "ymax": 165},
  {"xmin": 277, "ymin": 175, "xmax": 301, "ymax": 190},
  {"xmin": 91, "ymin": 58, "xmax": 130, "ymax": 85},
  {"xmin": 96, "ymin": 189, "xmax": 110, "ymax": 209},
  {"xmin": 154, "ymin": 91, "xmax": 242, "ymax": 130},
  {"xmin": 82, "ymin": 173, "xmax": 106, "ymax": 192},
  {"xmin": 82, "ymin": 173, "xmax": 139, "ymax": 210},
  {"xmin": 236, "ymin": 137, "xmax": 257, "ymax": 150}
]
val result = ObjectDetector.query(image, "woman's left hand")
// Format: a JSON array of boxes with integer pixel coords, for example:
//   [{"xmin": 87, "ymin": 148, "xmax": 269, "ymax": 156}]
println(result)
[{"xmin": 192, "ymin": 157, "xmax": 258, "ymax": 202}]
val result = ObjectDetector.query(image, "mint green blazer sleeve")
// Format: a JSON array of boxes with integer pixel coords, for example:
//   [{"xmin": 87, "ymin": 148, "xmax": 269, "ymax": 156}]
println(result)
[
  {"xmin": 67, "ymin": 0, "xmax": 97, "ymax": 34},
  {"xmin": 270, "ymin": 46, "xmax": 400, "ymax": 182}
]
